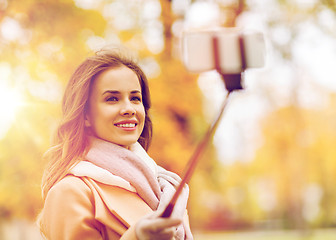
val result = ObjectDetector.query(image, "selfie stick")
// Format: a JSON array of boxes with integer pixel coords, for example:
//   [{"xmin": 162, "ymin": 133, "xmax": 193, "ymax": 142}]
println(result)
[{"xmin": 161, "ymin": 35, "xmax": 245, "ymax": 218}]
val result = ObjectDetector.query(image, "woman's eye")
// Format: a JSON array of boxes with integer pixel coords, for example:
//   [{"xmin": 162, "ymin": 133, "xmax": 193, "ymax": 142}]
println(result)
[
  {"xmin": 106, "ymin": 96, "xmax": 118, "ymax": 102},
  {"xmin": 131, "ymin": 96, "xmax": 142, "ymax": 102}
]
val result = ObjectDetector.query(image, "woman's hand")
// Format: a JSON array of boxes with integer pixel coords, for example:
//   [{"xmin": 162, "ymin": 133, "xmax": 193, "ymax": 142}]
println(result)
[
  {"xmin": 135, "ymin": 211, "xmax": 182, "ymax": 240},
  {"xmin": 135, "ymin": 167, "xmax": 191, "ymax": 239},
  {"xmin": 157, "ymin": 167, "xmax": 189, "ymax": 219}
]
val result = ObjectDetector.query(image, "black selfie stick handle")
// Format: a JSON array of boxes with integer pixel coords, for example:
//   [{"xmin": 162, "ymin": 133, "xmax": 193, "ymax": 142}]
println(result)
[
  {"xmin": 161, "ymin": 92, "xmax": 231, "ymax": 218},
  {"xmin": 213, "ymin": 34, "xmax": 245, "ymax": 92},
  {"xmin": 161, "ymin": 34, "xmax": 246, "ymax": 218}
]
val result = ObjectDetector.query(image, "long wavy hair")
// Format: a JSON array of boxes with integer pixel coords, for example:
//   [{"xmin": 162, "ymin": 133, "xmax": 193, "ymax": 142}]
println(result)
[{"xmin": 41, "ymin": 48, "xmax": 152, "ymax": 200}]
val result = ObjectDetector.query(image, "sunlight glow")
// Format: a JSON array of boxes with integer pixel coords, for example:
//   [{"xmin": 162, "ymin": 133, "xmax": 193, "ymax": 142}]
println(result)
[
  {"xmin": 0, "ymin": 62, "xmax": 25, "ymax": 139},
  {"xmin": 0, "ymin": 85, "xmax": 24, "ymax": 139},
  {"xmin": 0, "ymin": 17, "xmax": 23, "ymax": 41}
]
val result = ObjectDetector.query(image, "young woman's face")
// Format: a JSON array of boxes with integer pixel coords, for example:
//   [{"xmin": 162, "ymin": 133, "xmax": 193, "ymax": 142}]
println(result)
[{"xmin": 86, "ymin": 66, "xmax": 145, "ymax": 148}]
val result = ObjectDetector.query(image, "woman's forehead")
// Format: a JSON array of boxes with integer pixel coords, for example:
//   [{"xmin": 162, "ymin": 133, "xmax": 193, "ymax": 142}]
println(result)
[{"xmin": 92, "ymin": 66, "xmax": 141, "ymax": 94}]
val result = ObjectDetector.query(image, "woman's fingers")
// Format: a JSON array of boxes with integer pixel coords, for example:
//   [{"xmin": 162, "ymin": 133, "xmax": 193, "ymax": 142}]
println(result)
[
  {"xmin": 136, "ymin": 216, "xmax": 182, "ymax": 240},
  {"xmin": 158, "ymin": 167, "xmax": 182, "ymax": 184},
  {"xmin": 159, "ymin": 174, "xmax": 180, "ymax": 187},
  {"xmin": 149, "ymin": 217, "xmax": 182, "ymax": 232}
]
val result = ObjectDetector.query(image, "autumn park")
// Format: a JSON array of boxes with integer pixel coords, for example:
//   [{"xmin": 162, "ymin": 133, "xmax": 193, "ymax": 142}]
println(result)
[{"xmin": 1, "ymin": 0, "xmax": 336, "ymax": 239}]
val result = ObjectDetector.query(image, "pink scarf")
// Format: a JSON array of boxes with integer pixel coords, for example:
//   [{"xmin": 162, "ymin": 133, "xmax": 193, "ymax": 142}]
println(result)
[
  {"xmin": 86, "ymin": 137, "xmax": 161, "ymax": 210},
  {"xmin": 85, "ymin": 137, "xmax": 193, "ymax": 239}
]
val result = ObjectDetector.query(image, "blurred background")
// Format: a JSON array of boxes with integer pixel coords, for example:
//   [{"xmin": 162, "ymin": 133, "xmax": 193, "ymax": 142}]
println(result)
[{"xmin": 1, "ymin": 0, "xmax": 336, "ymax": 239}]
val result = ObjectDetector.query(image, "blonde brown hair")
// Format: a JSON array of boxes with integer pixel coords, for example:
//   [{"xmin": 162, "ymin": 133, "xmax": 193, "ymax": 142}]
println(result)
[{"xmin": 41, "ymin": 48, "xmax": 152, "ymax": 200}]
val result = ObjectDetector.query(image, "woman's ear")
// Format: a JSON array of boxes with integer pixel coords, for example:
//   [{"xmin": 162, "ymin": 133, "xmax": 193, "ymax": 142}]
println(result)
[{"xmin": 84, "ymin": 115, "xmax": 91, "ymax": 127}]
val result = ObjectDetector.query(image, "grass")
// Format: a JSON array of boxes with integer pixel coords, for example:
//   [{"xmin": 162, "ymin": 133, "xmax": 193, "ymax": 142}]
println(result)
[{"xmin": 193, "ymin": 228, "xmax": 336, "ymax": 240}]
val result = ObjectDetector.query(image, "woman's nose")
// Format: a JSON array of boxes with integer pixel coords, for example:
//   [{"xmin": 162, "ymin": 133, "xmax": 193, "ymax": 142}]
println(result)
[{"xmin": 120, "ymin": 101, "xmax": 135, "ymax": 116}]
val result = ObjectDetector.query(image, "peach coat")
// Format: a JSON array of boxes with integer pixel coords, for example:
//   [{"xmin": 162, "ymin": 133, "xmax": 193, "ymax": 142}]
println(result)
[{"xmin": 39, "ymin": 161, "xmax": 191, "ymax": 240}]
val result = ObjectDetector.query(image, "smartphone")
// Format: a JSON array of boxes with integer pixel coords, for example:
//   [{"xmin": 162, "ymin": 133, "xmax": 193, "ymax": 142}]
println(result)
[{"xmin": 182, "ymin": 28, "xmax": 265, "ymax": 74}]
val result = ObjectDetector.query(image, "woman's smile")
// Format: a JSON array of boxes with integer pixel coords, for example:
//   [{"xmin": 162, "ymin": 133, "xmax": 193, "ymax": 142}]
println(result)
[{"xmin": 114, "ymin": 120, "xmax": 138, "ymax": 131}]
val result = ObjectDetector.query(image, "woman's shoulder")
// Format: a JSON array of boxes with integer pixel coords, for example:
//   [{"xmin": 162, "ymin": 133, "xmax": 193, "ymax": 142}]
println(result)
[
  {"xmin": 40, "ymin": 176, "xmax": 105, "ymax": 239},
  {"xmin": 47, "ymin": 175, "xmax": 93, "ymax": 203},
  {"xmin": 53, "ymin": 175, "xmax": 89, "ymax": 190}
]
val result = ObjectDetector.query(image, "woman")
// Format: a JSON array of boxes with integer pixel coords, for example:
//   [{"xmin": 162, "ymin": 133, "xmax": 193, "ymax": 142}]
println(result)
[{"xmin": 39, "ymin": 48, "xmax": 193, "ymax": 240}]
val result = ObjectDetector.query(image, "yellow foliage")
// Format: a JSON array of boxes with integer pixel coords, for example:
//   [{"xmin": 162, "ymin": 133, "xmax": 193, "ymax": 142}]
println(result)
[
  {"xmin": 0, "ymin": 0, "xmax": 210, "ymax": 223},
  {"xmin": 2, "ymin": 0, "xmax": 336, "ymax": 232}
]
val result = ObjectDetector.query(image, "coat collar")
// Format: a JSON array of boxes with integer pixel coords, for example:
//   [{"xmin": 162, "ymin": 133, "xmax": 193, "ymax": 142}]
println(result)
[
  {"xmin": 81, "ymin": 177, "xmax": 152, "ymax": 231},
  {"xmin": 70, "ymin": 161, "xmax": 136, "ymax": 192}
]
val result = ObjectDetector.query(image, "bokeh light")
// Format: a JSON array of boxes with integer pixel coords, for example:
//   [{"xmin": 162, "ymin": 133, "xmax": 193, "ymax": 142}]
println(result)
[{"xmin": 0, "ymin": 65, "xmax": 24, "ymax": 139}]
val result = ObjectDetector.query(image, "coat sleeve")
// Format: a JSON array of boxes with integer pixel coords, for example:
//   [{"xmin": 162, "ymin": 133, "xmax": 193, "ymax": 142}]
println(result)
[{"xmin": 40, "ymin": 176, "xmax": 105, "ymax": 240}]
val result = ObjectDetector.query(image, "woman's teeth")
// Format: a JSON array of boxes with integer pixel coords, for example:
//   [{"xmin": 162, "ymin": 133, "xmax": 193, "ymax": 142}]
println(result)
[{"xmin": 117, "ymin": 123, "xmax": 136, "ymax": 128}]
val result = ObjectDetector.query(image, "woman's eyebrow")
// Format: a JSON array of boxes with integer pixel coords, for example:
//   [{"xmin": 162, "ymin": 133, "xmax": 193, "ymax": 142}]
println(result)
[
  {"xmin": 102, "ymin": 90, "xmax": 120, "ymax": 95},
  {"xmin": 102, "ymin": 90, "xmax": 141, "ymax": 95}
]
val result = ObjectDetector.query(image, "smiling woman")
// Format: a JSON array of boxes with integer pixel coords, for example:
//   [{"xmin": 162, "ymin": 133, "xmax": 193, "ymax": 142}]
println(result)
[{"xmin": 38, "ymin": 48, "xmax": 193, "ymax": 240}]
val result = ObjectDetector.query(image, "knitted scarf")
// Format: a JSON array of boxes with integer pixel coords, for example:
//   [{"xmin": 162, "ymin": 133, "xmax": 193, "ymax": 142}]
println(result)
[
  {"xmin": 85, "ymin": 137, "xmax": 193, "ymax": 239},
  {"xmin": 86, "ymin": 137, "xmax": 161, "ymax": 210}
]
